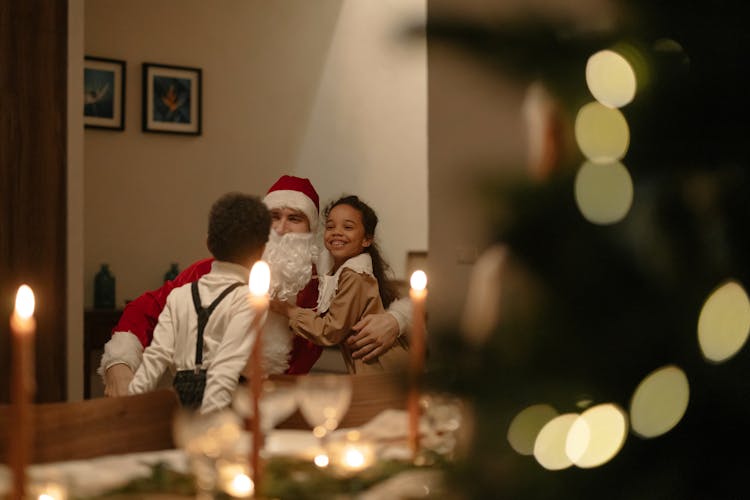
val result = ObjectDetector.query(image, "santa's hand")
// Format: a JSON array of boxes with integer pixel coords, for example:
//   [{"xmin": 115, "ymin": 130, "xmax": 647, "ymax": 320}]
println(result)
[
  {"xmin": 269, "ymin": 298, "xmax": 293, "ymax": 317},
  {"xmin": 104, "ymin": 363, "xmax": 134, "ymax": 397},
  {"xmin": 349, "ymin": 313, "xmax": 399, "ymax": 361}
]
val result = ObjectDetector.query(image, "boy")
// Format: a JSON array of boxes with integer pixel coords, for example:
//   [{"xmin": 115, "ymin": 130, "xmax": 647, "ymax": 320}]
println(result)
[{"xmin": 129, "ymin": 193, "xmax": 276, "ymax": 414}]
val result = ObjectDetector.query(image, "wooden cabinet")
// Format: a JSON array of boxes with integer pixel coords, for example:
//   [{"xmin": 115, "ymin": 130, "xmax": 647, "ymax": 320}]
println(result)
[{"xmin": 84, "ymin": 309, "xmax": 123, "ymax": 398}]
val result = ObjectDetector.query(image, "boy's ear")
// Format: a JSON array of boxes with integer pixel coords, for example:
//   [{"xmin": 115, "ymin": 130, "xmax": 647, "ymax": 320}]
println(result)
[{"xmin": 253, "ymin": 244, "xmax": 266, "ymax": 261}]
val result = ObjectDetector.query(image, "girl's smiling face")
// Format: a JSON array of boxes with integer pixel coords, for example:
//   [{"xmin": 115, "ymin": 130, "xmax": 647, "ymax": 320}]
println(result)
[{"xmin": 325, "ymin": 203, "xmax": 372, "ymax": 267}]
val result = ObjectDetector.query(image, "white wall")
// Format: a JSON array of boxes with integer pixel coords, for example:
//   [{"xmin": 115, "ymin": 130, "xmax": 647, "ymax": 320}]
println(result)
[
  {"xmin": 295, "ymin": 0, "xmax": 428, "ymax": 279},
  {"xmin": 84, "ymin": 0, "xmax": 427, "ymax": 307}
]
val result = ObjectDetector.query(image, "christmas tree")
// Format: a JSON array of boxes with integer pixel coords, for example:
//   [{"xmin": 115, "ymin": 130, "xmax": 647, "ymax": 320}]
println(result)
[{"xmin": 425, "ymin": 1, "xmax": 750, "ymax": 498}]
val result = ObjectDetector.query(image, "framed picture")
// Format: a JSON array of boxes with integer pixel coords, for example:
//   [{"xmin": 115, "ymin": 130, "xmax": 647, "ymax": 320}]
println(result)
[
  {"xmin": 84, "ymin": 56, "xmax": 126, "ymax": 130},
  {"xmin": 142, "ymin": 63, "xmax": 202, "ymax": 135}
]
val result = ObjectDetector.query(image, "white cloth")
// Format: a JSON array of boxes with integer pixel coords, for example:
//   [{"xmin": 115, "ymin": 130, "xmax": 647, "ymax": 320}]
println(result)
[
  {"xmin": 129, "ymin": 261, "xmax": 291, "ymax": 414},
  {"xmin": 316, "ymin": 253, "xmax": 375, "ymax": 314},
  {"xmin": 0, "ymin": 449, "xmax": 187, "ymax": 499}
]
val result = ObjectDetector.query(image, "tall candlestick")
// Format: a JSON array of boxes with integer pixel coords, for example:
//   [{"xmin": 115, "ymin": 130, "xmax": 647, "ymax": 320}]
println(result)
[
  {"xmin": 408, "ymin": 270, "xmax": 427, "ymax": 460},
  {"xmin": 9, "ymin": 284, "xmax": 36, "ymax": 500},
  {"xmin": 247, "ymin": 261, "xmax": 270, "ymax": 493}
]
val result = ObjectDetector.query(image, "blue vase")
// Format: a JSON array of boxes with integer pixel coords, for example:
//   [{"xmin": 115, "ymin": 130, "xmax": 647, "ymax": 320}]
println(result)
[
  {"xmin": 94, "ymin": 263, "xmax": 116, "ymax": 309},
  {"xmin": 164, "ymin": 263, "xmax": 180, "ymax": 283}
]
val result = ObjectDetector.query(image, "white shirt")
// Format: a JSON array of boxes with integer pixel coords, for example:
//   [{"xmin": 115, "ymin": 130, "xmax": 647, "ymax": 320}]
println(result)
[{"xmin": 129, "ymin": 261, "xmax": 277, "ymax": 414}]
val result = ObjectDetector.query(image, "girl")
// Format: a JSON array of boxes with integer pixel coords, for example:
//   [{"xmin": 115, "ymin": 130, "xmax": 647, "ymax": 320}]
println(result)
[{"xmin": 271, "ymin": 195, "xmax": 408, "ymax": 374}]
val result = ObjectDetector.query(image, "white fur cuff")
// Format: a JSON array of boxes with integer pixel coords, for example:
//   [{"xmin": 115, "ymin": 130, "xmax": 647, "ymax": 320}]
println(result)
[
  {"xmin": 262, "ymin": 311, "xmax": 293, "ymax": 374},
  {"xmin": 97, "ymin": 331, "xmax": 144, "ymax": 379},
  {"xmin": 388, "ymin": 297, "xmax": 412, "ymax": 336}
]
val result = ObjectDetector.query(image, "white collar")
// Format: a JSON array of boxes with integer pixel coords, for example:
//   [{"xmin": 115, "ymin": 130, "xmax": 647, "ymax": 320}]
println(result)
[
  {"xmin": 317, "ymin": 253, "xmax": 373, "ymax": 313},
  {"xmin": 209, "ymin": 260, "xmax": 251, "ymax": 282}
]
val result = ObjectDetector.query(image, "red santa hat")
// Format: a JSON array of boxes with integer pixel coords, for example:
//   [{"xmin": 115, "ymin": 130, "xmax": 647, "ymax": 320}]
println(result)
[{"xmin": 263, "ymin": 175, "xmax": 320, "ymax": 230}]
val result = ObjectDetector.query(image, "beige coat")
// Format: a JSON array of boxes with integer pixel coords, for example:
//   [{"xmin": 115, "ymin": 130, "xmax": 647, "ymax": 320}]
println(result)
[{"xmin": 289, "ymin": 254, "xmax": 408, "ymax": 374}]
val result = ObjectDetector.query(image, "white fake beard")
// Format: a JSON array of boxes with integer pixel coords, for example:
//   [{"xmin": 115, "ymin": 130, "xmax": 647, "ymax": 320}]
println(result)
[{"xmin": 263, "ymin": 230, "xmax": 318, "ymax": 302}]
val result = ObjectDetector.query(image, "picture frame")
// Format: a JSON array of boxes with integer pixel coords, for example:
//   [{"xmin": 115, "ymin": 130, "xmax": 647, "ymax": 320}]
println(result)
[
  {"xmin": 142, "ymin": 63, "xmax": 202, "ymax": 135},
  {"xmin": 84, "ymin": 56, "xmax": 126, "ymax": 130}
]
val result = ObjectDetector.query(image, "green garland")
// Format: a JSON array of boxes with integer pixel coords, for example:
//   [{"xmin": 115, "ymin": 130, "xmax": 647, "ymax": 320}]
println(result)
[
  {"xmin": 81, "ymin": 462, "xmax": 196, "ymax": 499},
  {"xmin": 263, "ymin": 457, "xmax": 429, "ymax": 500},
  {"xmin": 82, "ymin": 455, "xmax": 444, "ymax": 500}
]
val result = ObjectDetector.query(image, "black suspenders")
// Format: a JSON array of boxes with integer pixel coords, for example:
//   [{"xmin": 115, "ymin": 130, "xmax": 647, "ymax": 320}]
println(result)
[{"xmin": 190, "ymin": 280, "xmax": 244, "ymax": 371}]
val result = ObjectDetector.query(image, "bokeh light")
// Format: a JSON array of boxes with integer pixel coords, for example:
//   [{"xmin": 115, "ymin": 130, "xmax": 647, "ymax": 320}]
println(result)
[
  {"xmin": 630, "ymin": 365, "xmax": 689, "ymax": 438},
  {"xmin": 565, "ymin": 403, "xmax": 628, "ymax": 468},
  {"xmin": 586, "ymin": 50, "xmax": 637, "ymax": 108},
  {"xmin": 507, "ymin": 404, "xmax": 559, "ymax": 456},
  {"xmin": 226, "ymin": 473, "xmax": 253, "ymax": 498},
  {"xmin": 533, "ymin": 413, "xmax": 579, "ymax": 470},
  {"xmin": 461, "ymin": 245, "xmax": 507, "ymax": 345},
  {"xmin": 653, "ymin": 38, "xmax": 690, "ymax": 66},
  {"xmin": 314, "ymin": 453, "xmax": 330, "ymax": 467},
  {"xmin": 217, "ymin": 461, "xmax": 254, "ymax": 498},
  {"xmin": 33, "ymin": 483, "xmax": 67, "ymax": 500},
  {"xmin": 575, "ymin": 102, "xmax": 630, "ymax": 163},
  {"xmin": 574, "ymin": 161, "xmax": 633, "ymax": 225},
  {"xmin": 698, "ymin": 281, "xmax": 750, "ymax": 363}
]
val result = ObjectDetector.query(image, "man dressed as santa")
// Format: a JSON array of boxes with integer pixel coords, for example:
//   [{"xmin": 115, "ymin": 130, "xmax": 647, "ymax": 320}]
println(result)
[{"xmin": 100, "ymin": 175, "xmax": 411, "ymax": 396}]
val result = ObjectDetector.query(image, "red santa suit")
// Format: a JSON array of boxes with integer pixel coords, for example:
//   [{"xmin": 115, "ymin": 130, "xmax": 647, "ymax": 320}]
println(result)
[{"xmin": 107, "ymin": 257, "xmax": 323, "ymax": 375}]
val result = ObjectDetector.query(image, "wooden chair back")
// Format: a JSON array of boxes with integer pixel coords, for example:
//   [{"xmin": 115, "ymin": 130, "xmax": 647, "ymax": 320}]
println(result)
[
  {"xmin": 274, "ymin": 372, "xmax": 407, "ymax": 430},
  {"xmin": 0, "ymin": 389, "xmax": 180, "ymax": 463}
]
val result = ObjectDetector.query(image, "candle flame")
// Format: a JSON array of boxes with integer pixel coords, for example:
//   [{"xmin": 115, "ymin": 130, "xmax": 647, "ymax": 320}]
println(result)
[
  {"xmin": 314, "ymin": 453, "xmax": 329, "ymax": 467},
  {"xmin": 410, "ymin": 270, "xmax": 427, "ymax": 291},
  {"xmin": 248, "ymin": 261, "xmax": 270, "ymax": 296},
  {"xmin": 15, "ymin": 285, "xmax": 35, "ymax": 319},
  {"xmin": 343, "ymin": 447, "xmax": 366, "ymax": 469},
  {"xmin": 227, "ymin": 473, "xmax": 254, "ymax": 497}
]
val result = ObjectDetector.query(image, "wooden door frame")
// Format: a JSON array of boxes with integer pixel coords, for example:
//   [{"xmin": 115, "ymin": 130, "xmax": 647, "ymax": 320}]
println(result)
[{"xmin": 0, "ymin": 0, "xmax": 69, "ymax": 403}]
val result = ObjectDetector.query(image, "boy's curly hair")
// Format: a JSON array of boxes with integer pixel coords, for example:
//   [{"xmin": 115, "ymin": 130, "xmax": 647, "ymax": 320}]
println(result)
[{"xmin": 207, "ymin": 193, "xmax": 271, "ymax": 263}]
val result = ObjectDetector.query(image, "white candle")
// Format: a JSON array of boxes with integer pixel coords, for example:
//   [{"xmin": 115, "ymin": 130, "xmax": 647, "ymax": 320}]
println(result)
[
  {"xmin": 408, "ymin": 271, "xmax": 427, "ymax": 459},
  {"xmin": 247, "ymin": 261, "xmax": 270, "ymax": 492},
  {"xmin": 10, "ymin": 284, "xmax": 36, "ymax": 500}
]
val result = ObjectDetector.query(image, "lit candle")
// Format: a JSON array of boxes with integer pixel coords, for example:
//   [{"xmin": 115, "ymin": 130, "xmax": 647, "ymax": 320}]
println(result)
[
  {"xmin": 9, "ymin": 284, "xmax": 36, "ymax": 500},
  {"xmin": 328, "ymin": 431, "xmax": 375, "ymax": 475},
  {"xmin": 408, "ymin": 270, "xmax": 427, "ymax": 459},
  {"xmin": 313, "ymin": 453, "xmax": 330, "ymax": 468},
  {"xmin": 217, "ymin": 460, "xmax": 254, "ymax": 498},
  {"xmin": 29, "ymin": 481, "xmax": 68, "ymax": 500},
  {"xmin": 247, "ymin": 260, "xmax": 270, "ymax": 492}
]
